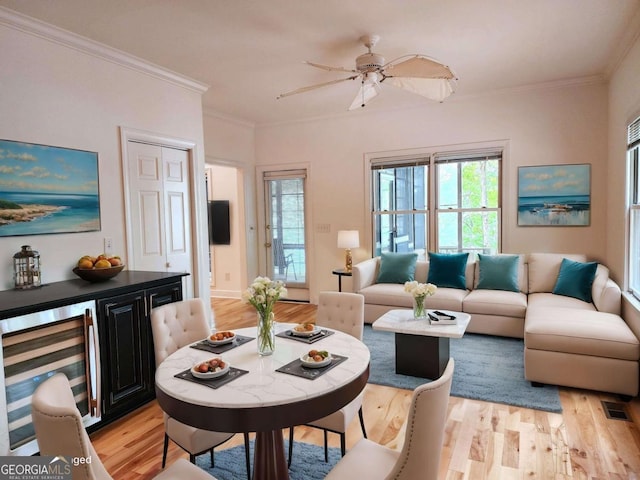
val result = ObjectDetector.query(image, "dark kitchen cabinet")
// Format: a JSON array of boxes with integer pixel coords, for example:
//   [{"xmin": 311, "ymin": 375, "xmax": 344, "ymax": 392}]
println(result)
[
  {"xmin": 96, "ymin": 278, "xmax": 183, "ymax": 422},
  {"xmin": 0, "ymin": 271, "xmax": 188, "ymax": 431}
]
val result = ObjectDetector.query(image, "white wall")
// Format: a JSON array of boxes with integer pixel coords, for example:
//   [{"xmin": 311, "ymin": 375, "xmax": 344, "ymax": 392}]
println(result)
[
  {"xmin": 203, "ymin": 112, "xmax": 257, "ymax": 297},
  {"xmin": 256, "ymin": 82, "xmax": 609, "ymax": 297},
  {"xmin": 0, "ymin": 12, "xmax": 210, "ymax": 300}
]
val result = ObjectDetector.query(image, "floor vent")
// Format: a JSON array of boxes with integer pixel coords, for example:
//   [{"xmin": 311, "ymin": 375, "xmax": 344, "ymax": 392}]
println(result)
[{"xmin": 602, "ymin": 401, "xmax": 631, "ymax": 421}]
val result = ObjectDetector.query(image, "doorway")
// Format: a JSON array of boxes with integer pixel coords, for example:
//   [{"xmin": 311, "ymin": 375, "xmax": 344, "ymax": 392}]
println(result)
[
  {"xmin": 263, "ymin": 169, "xmax": 309, "ymax": 300},
  {"xmin": 120, "ymin": 127, "xmax": 205, "ymax": 301}
]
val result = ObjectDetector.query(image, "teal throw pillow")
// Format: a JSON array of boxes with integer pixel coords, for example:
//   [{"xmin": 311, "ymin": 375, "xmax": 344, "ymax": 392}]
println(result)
[
  {"xmin": 376, "ymin": 252, "xmax": 418, "ymax": 284},
  {"xmin": 552, "ymin": 258, "xmax": 598, "ymax": 303},
  {"xmin": 476, "ymin": 254, "xmax": 520, "ymax": 292},
  {"xmin": 427, "ymin": 252, "xmax": 469, "ymax": 289}
]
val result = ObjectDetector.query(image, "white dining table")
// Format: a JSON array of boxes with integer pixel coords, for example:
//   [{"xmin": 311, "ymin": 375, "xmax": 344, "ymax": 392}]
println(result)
[{"xmin": 155, "ymin": 324, "xmax": 370, "ymax": 480}]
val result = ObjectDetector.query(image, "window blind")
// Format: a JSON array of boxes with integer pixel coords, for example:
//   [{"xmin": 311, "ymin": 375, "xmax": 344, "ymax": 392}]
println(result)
[
  {"xmin": 370, "ymin": 157, "xmax": 430, "ymax": 170},
  {"xmin": 434, "ymin": 148, "xmax": 503, "ymax": 163},
  {"xmin": 263, "ymin": 169, "xmax": 307, "ymax": 180},
  {"xmin": 629, "ymin": 116, "xmax": 640, "ymax": 149}
]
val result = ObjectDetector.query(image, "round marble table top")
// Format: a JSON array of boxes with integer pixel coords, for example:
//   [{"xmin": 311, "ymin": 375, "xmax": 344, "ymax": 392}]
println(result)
[{"xmin": 155, "ymin": 324, "xmax": 371, "ymax": 432}]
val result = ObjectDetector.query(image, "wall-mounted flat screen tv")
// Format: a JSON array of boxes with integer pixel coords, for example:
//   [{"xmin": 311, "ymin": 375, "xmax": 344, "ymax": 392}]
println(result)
[{"xmin": 208, "ymin": 200, "xmax": 230, "ymax": 245}]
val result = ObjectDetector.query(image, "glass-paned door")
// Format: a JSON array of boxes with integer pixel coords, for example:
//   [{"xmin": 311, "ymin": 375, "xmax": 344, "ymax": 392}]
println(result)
[{"xmin": 264, "ymin": 170, "xmax": 307, "ymax": 287}]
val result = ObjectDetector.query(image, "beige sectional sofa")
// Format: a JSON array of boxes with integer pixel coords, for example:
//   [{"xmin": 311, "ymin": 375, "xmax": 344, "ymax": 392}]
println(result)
[{"xmin": 352, "ymin": 253, "xmax": 640, "ymax": 397}]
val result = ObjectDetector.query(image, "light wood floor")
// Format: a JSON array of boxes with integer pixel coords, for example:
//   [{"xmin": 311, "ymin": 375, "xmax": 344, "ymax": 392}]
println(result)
[{"xmin": 92, "ymin": 298, "xmax": 640, "ymax": 479}]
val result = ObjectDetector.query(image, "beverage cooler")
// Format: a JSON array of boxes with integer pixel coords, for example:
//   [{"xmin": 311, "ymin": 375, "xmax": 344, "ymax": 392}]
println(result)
[{"xmin": 0, "ymin": 301, "xmax": 100, "ymax": 456}]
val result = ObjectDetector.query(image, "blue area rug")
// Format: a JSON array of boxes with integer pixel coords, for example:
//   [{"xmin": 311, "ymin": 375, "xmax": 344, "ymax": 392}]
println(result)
[
  {"xmin": 197, "ymin": 440, "xmax": 339, "ymax": 480},
  {"xmin": 363, "ymin": 324, "xmax": 562, "ymax": 413}
]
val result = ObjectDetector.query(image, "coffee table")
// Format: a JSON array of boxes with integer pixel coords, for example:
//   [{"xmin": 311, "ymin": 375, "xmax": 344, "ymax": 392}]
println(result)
[{"xmin": 372, "ymin": 309, "xmax": 470, "ymax": 379}]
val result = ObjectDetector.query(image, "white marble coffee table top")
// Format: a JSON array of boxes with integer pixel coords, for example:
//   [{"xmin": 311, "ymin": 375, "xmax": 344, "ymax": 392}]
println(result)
[
  {"xmin": 155, "ymin": 325, "xmax": 370, "ymax": 410},
  {"xmin": 372, "ymin": 309, "xmax": 471, "ymax": 339}
]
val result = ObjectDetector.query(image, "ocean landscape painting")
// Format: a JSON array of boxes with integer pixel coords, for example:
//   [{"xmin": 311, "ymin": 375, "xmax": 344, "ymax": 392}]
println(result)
[
  {"xmin": 0, "ymin": 139, "xmax": 100, "ymax": 237},
  {"xmin": 518, "ymin": 164, "xmax": 590, "ymax": 226}
]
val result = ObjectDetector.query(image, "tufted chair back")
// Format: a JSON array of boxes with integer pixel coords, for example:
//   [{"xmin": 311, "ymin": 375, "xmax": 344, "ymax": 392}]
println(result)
[
  {"xmin": 150, "ymin": 298, "xmax": 211, "ymax": 366},
  {"xmin": 386, "ymin": 358, "xmax": 454, "ymax": 480},
  {"xmin": 32, "ymin": 373, "xmax": 112, "ymax": 480},
  {"xmin": 316, "ymin": 292, "xmax": 365, "ymax": 340}
]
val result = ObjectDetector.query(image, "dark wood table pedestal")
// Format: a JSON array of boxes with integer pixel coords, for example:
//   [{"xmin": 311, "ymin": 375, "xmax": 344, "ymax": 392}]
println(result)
[{"xmin": 254, "ymin": 430, "xmax": 288, "ymax": 480}]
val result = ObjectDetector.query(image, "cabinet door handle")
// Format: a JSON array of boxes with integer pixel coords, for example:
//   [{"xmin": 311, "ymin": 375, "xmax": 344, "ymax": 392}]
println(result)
[
  {"xmin": 84, "ymin": 308, "xmax": 101, "ymax": 417},
  {"xmin": 147, "ymin": 293, "xmax": 158, "ymax": 316}
]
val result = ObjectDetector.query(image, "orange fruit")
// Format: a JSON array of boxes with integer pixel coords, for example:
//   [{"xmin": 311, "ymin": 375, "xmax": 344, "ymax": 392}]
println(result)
[
  {"xmin": 94, "ymin": 259, "xmax": 112, "ymax": 269},
  {"xmin": 77, "ymin": 258, "xmax": 94, "ymax": 269},
  {"xmin": 108, "ymin": 257, "xmax": 122, "ymax": 267}
]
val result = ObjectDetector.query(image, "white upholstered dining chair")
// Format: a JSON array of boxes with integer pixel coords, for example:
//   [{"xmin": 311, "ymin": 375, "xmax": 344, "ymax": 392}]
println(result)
[
  {"xmin": 150, "ymin": 298, "xmax": 251, "ymax": 478},
  {"xmin": 325, "ymin": 358, "xmax": 455, "ymax": 480},
  {"xmin": 31, "ymin": 372, "xmax": 217, "ymax": 480},
  {"xmin": 288, "ymin": 291, "xmax": 367, "ymax": 465}
]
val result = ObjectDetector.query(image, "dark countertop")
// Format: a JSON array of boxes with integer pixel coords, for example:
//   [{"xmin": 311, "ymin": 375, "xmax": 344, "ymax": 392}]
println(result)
[{"xmin": 0, "ymin": 270, "xmax": 189, "ymax": 320}]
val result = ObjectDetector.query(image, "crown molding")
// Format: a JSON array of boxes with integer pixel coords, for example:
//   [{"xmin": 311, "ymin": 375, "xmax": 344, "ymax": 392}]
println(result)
[
  {"xmin": 462, "ymin": 74, "xmax": 606, "ymax": 100},
  {"xmin": 203, "ymin": 107, "xmax": 256, "ymax": 129},
  {"xmin": 605, "ymin": 6, "xmax": 640, "ymax": 78},
  {"xmin": 256, "ymin": 74, "xmax": 607, "ymax": 128},
  {"xmin": 0, "ymin": 6, "xmax": 209, "ymax": 94}
]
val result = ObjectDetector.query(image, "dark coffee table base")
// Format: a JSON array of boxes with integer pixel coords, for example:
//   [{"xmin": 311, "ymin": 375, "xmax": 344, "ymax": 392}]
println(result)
[{"xmin": 395, "ymin": 333, "xmax": 450, "ymax": 379}]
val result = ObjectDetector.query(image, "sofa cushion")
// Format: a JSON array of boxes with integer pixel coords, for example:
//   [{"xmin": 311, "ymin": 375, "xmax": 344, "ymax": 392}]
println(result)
[
  {"xmin": 527, "ymin": 253, "xmax": 587, "ymax": 293},
  {"xmin": 527, "ymin": 292, "xmax": 596, "ymax": 311},
  {"xmin": 427, "ymin": 252, "xmax": 469, "ymax": 289},
  {"xmin": 463, "ymin": 289, "xmax": 527, "ymax": 318},
  {"xmin": 359, "ymin": 284, "xmax": 415, "ymax": 308},
  {"xmin": 376, "ymin": 252, "xmax": 418, "ymax": 284},
  {"xmin": 360, "ymin": 283, "xmax": 467, "ymax": 312},
  {"xmin": 423, "ymin": 287, "xmax": 468, "ymax": 312},
  {"xmin": 476, "ymin": 254, "xmax": 520, "ymax": 292},
  {"xmin": 525, "ymin": 308, "xmax": 640, "ymax": 361},
  {"xmin": 552, "ymin": 258, "xmax": 598, "ymax": 303}
]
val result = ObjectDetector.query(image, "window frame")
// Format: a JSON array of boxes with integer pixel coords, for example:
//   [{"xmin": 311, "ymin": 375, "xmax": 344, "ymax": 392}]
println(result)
[
  {"xmin": 433, "ymin": 152, "xmax": 502, "ymax": 255},
  {"xmin": 367, "ymin": 144, "xmax": 504, "ymax": 259},
  {"xmin": 627, "ymin": 115, "xmax": 640, "ymax": 300}
]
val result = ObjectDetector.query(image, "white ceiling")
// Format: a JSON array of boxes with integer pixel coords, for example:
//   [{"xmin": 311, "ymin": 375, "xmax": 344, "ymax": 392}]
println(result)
[{"xmin": 1, "ymin": 0, "xmax": 639, "ymax": 125}]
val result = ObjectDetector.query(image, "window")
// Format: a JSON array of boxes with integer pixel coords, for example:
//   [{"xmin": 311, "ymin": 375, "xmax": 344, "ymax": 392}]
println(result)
[
  {"xmin": 435, "ymin": 151, "xmax": 501, "ymax": 255},
  {"xmin": 371, "ymin": 158, "xmax": 429, "ymax": 256},
  {"xmin": 371, "ymin": 148, "xmax": 502, "ymax": 259},
  {"xmin": 628, "ymin": 116, "xmax": 640, "ymax": 299}
]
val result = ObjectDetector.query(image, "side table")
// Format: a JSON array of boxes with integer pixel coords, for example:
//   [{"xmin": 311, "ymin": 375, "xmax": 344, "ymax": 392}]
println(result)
[{"xmin": 332, "ymin": 268, "xmax": 352, "ymax": 292}]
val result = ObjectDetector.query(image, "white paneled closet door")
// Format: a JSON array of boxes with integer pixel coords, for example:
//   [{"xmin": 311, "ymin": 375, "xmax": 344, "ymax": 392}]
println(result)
[{"xmin": 125, "ymin": 141, "xmax": 193, "ymax": 298}]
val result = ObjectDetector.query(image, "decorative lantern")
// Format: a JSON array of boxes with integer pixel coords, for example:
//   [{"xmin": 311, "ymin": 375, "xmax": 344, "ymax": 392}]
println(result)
[{"xmin": 14, "ymin": 245, "xmax": 41, "ymax": 289}]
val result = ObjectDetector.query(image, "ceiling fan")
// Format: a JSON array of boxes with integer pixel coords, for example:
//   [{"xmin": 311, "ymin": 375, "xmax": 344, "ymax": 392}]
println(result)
[{"xmin": 277, "ymin": 34, "xmax": 457, "ymax": 110}]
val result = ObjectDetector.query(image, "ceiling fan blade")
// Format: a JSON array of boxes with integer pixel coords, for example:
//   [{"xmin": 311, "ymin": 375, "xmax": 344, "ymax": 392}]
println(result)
[
  {"xmin": 348, "ymin": 80, "xmax": 381, "ymax": 110},
  {"xmin": 387, "ymin": 76, "xmax": 455, "ymax": 102},
  {"xmin": 383, "ymin": 55, "xmax": 456, "ymax": 80},
  {"xmin": 305, "ymin": 61, "xmax": 358, "ymax": 74},
  {"xmin": 277, "ymin": 75, "xmax": 359, "ymax": 99}
]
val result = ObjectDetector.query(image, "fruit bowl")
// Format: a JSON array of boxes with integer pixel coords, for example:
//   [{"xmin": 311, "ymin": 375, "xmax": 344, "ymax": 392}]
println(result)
[{"xmin": 73, "ymin": 265, "xmax": 125, "ymax": 282}]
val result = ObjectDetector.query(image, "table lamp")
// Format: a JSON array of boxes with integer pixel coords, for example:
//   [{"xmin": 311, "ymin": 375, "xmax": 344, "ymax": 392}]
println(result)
[{"xmin": 337, "ymin": 230, "xmax": 360, "ymax": 272}]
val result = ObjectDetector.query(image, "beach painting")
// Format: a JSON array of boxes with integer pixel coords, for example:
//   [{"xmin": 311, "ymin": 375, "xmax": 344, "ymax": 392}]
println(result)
[
  {"xmin": 518, "ymin": 164, "xmax": 590, "ymax": 226},
  {"xmin": 0, "ymin": 139, "xmax": 100, "ymax": 237}
]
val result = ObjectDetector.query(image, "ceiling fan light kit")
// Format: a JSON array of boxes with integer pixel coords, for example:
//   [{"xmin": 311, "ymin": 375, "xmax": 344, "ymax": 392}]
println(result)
[{"xmin": 277, "ymin": 34, "xmax": 457, "ymax": 110}]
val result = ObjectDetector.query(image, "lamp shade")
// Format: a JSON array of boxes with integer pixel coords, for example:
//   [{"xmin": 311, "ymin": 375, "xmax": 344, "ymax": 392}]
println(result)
[{"xmin": 337, "ymin": 230, "xmax": 360, "ymax": 249}]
